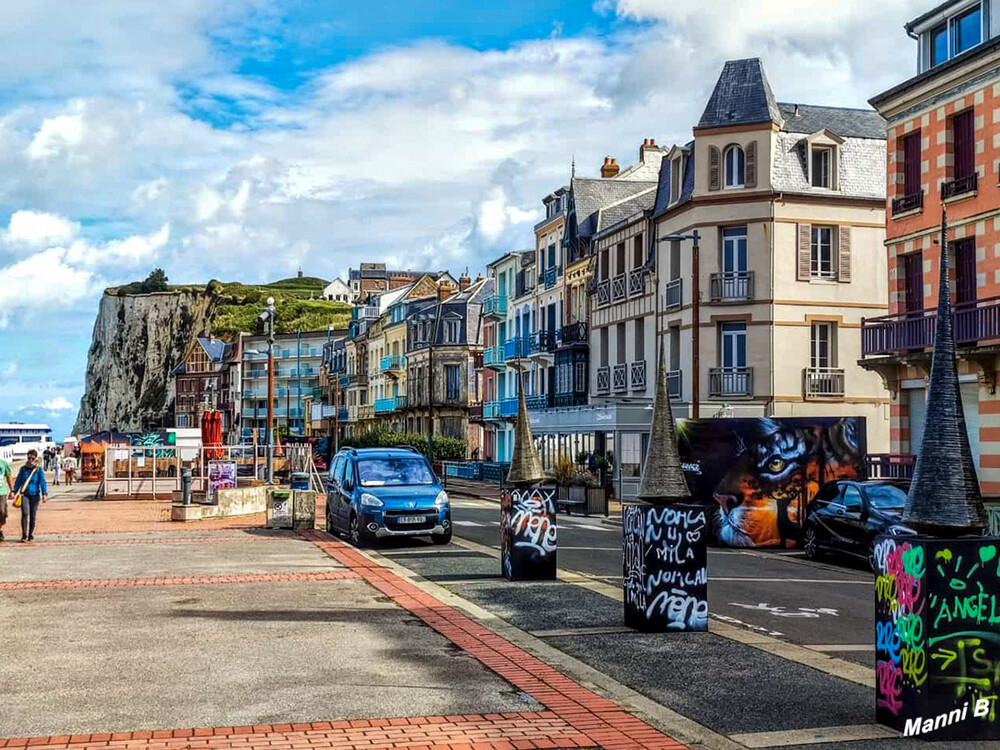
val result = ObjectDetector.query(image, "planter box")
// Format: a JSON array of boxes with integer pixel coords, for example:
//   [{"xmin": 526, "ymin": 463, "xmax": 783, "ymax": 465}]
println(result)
[
  {"xmin": 622, "ymin": 502, "xmax": 708, "ymax": 632},
  {"xmin": 501, "ymin": 485, "xmax": 557, "ymax": 581},
  {"xmin": 875, "ymin": 534, "xmax": 1000, "ymax": 740}
]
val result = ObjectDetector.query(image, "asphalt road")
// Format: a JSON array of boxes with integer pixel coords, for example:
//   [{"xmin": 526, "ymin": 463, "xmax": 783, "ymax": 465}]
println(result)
[{"xmin": 446, "ymin": 494, "xmax": 876, "ymax": 666}]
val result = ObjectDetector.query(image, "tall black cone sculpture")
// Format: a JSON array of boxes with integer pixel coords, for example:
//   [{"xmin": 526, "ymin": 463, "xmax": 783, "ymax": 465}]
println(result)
[
  {"xmin": 903, "ymin": 206, "xmax": 986, "ymax": 536},
  {"xmin": 500, "ymin": 378, "xmax": 556, "ymax": 580},
  {"xmin": 623, "ymin": 346, "xmax": 707, "ymax": 631}
]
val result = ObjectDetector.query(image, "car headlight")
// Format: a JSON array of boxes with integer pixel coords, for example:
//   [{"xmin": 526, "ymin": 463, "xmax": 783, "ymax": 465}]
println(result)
[
  {"xmin": 435, "ymin": 490, "xmax": 449, "ymax": 507},
  {"xmin": 360, "ymin": 493, "xmax": 384, "ymax": 508}
]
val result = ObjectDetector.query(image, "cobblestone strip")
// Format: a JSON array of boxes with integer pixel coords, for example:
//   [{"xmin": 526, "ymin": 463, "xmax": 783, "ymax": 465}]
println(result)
[
  {"xmin": 0, "ymin": 570, "xmax": 358, "ymax": 591},
  {"xmin": 302, "ymin": 531, "xmax": 688, "ymax": 750},
  {"xmin": 0, "ymin": 712, "xmax": 593, "ymax": 750}
]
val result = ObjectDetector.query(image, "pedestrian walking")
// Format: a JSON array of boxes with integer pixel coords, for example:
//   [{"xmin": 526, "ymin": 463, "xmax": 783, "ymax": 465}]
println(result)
[
  {"xmin": 62, "ymin": 454, "xmax": 76, "ymax": 485},
  {"xmin": 12, "ymin": 450, "xmax": 47, "ymax": 543},
  {"xmin": 52, "ymin": 453, "xmax": 61, "ymax": 486},
  {"xmin": 0, "ymin": 453, "xmax": 14, "ymax": 542}
]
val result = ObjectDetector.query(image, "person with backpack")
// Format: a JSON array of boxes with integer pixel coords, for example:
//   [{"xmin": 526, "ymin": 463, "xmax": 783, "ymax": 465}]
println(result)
[
  {"xmin": 12, "ymin": 450, "xmax": 48, "ymax": 542},
  {"xmin": 0, "ymin": 453, "xmax": 14, "ymax": 542}
]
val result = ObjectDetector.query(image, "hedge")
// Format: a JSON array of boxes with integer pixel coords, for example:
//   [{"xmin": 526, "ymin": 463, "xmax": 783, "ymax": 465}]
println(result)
[{"xmin": 340, "ymin": 429, "xmax": 468, "ymax": 461}]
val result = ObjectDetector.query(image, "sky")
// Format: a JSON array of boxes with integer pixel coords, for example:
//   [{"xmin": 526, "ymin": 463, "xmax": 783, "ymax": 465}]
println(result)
[{"xmin": 0, "ymin": 0, "xmax": 930, "ymax": 440}]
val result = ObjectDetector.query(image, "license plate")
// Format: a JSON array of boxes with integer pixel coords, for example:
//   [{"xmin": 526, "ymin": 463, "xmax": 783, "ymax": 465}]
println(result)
[{"xmin": 397, "ymin": 515, "xmax": 425, "ymax": 524}]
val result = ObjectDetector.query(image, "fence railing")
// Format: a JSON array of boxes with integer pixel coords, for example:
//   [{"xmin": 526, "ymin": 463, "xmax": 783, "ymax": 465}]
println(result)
[
  {"xmin": 628, "ymin": 270, "xmax": 645, "ymax": 298},
  {"xmin": 483, "ymin": 295, "xmax": 508, "ymax": 318},
  {"xmin": 612, "ymin": 363, "xmax": 628, "ymax": 393},
  {"xmin": 804, "ymin": 367, "xmax": 845, "ymax": 398},
  {"xmin": 942, "ymin": 172, "xmax": 977, "ymax": 201},
  {"xmin": 709, "ymin": 367, "xmax": 753, "ymax": 397},
  {"xmin": 862, "ymin": 296, "xmax": 1000, "ymax": 356},
  {"xmin": 596, "ymin": 280, "xmax": 611, "ymax": 307},
  {"xmin": 667, "ymin": 370, "xmax": 681, "ymax": 399},
  {"xmin": 484, "ymin": 345, "xmax": 505, "ymax": 368},
  {"xmin": 709, "ymin": 271, "xmax": 754, "ymax": 302},
  {"xmin": 611, "ymin": 273, "xmax": 627, "ymax": 302},
  {"xmin": 560, "ymin": 321, "xmax": 587, "ymax": 345},
  {"xmin": 597, "ymin": 366, "xmax": 610, "ymax": 394},
  {"xmin": 866, "ymin": 454, "xmax": 915, "ymax": 480},
  {"xmin": 630, "ymin": 360, "xmax": 646, "ymax": 391},
  {"xmin": 504, "ymin": 337, "xmax": 531, "ymax": 361},
  {"xmin": 664, "ymin": 278, "xmax": 682, "ymax": 310}
]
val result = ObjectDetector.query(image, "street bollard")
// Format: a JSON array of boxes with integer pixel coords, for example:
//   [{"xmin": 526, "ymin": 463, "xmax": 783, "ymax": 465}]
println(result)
[{"xmin": 181, "ymin": 465, "xmax": 192, "ymax": 506}]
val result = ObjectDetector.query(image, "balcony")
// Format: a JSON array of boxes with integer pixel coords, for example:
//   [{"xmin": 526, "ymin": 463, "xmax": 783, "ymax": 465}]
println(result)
[
  {"xmin": 862, "ymin": 296, "xmax": 1000, "ymax": 356},
  {"xmin": 664, "ymin": 278, "xmax": 682, "ymax": 310},
  {"xmin": 611, "ymin": 273, "xmax": 627, "ymax": 303},
  {"xmin": 629, "ymin": 360, "xmax": 646, "ymax": 391},
  {"xmin": 667, "ymin": 370, "xmax": 681, "ymax": 400},
  {"xmin": 942, "ymin": 173, "xmax": 977, "ymax": 201},
  {"xmin": 352, "ymin": 305, "xmax": 380, "ymax": 321},
  {"xmin": 544, "ymin": 266, "xmax": 561, "ymax": 289},
  {"xmin": 891, "ymin": 191, "xmax": 923, "ymax": 217},
  {"xmin": 380, "ymin": 354, "xmax": 405, "ymax": 373},
  {"xmin": 504, "ymin": 337, "xmax": 531, "ymax": 361},
  {"xmin": 804, "ymin": 367, "xmax": 845, "ymax": 399},
  {"xmin": 530, "ymin": 330, "xmax": 559, "ymax": 356},
  {"xmin": 346, "ymin": 406, "xmax": 358, "ymax": 422},
  {"xmin": 709, "ymin": 367, "xmax": 753, "ymax": 397},
  {"xmin": 524, "ymin": 394, "xmax": 547, "ymax": 411},
  {"xmin": 560, "ymin": 321, "xmax": 588, "ymax": 347},
  {"xmin": 472, "ymin": 350, "xmax": 484, "ymax": 370},
  {"xmin": 484, "ymin": 345, "xmax": 506, "ymax": 370},
  {"xmin": 499, "ymin": 398, "xmax": 519, "ymax": 418},
  {"xmin": 628, "ymin": 270, "xmax": 646, "ymax": 298},
  {"xmin": 469, "ymin": 403, "xmax": 484, "ymax": 422},
  {"xmin": 484, "ymin": 401, "xmax": 502, "ymax": 421},
  {"xmin": 597, "ymin": 366, "xmax": 610, "ymax": 394},
  {"xmin": 612, "ymin": 363, "xmax": 627, "ymax": 393},
  {"xmin": 338, "ymin": 375, "xmax": 350, "ymax": 388},
  {"xmin": 483, "ymin": 295, "xmax": 508, "ymax": 319},
  {"xmin": 867, "ymin": 454, "xmax": 916, "ymax": 480},
  {"xmin": 596, "ymin": 280, "xmax": 611, "ymax": 307},
  {"xmin": 554, "ymin": 392, "xmax": 588, "ymax": 407},
  {"xmin": 374, "ymin": 396, "xmax": 407, "ymax": 414},
  {"xmin": 709, "ymin": 272, "xmax": 754, "ymax": 302},
  {"xmin": 338, "ymin": 406, "xmax": 349, "ymax": 421}
]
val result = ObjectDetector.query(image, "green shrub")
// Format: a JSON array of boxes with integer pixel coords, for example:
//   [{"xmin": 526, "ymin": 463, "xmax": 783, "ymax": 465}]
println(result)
[{"xmin": 341, "ymin": 430, "xmax": 468, "ymax": 461}]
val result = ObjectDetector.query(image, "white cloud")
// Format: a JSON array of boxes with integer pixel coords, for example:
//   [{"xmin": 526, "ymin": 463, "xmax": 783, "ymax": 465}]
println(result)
[
  {"xmin": 2, "ymin": 209, "xmax": 78, "ymax": 247},
  {"xmin": 0, "ymin": 362, "xmax": 16, "ymax": 378},
  {"xmin": 0, "ymin": 248, "xmax": 99, "ymax": 315},
  {"xmin": 476, "ymin": 186, "xmax": 539, "ymax": 242},
  {"xmin": 64, "ymin": 224, "xmax": 170, "ymax": 268},
  {"xmin": 41, "ymin": 396, "xmax": 73, "ymax": 411}
]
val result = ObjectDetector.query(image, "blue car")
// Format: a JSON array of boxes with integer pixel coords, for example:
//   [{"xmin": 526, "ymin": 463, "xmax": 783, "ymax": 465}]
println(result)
[{"xmin": 325, "ymin": 446, "xmax": 452, "ymax": 547}]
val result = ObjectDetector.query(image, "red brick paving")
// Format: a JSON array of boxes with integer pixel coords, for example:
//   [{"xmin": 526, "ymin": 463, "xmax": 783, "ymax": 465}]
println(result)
[
  {"xmin": 0, "ymin": 570, "xmax": 358, "ymax": 591},
  {"xmin": 0, "ymin": 713, "xmax": 592, "ymax": 750},
  {"xmin": 2, "ymin": 534, "xmax": 298, "ymax": 548}
]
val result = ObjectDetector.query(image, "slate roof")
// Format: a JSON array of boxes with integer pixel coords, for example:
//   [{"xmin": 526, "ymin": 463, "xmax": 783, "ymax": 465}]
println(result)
[
  {"xmin": 697, "ymin": 58, "xmax": 783, "ymax": 130},
  {"xmin": 571, "ymin": 178, "xmax": 658, "ymax": 239},
  {"xmin": 777, "ymin": 103, "xmax": 885, "ymax": 140},
  {"xmin": 653, "ymin": 142, "xmax": 695, "ymax": 217},
  {"xmin": 596, "ymin": 188, "xmax": 657, "ymax": 233}
]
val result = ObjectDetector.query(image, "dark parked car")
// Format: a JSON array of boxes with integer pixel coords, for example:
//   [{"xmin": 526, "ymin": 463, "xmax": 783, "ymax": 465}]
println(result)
[{"xmin": 802, "ymin": 480, "xmax": 914, "ymax": 569}]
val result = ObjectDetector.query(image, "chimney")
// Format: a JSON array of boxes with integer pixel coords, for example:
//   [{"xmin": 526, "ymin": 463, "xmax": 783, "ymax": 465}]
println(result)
[
  {"xmin": 459, "ymin": 273, "xmax": 471, "ymax": 291},
  {"xmin": 438, "ymin": 284, "xmax": 454, "ymax": 302},
  {"xmin": 601, "ymin": 157, "xmax": 619, "ymax": 178}
]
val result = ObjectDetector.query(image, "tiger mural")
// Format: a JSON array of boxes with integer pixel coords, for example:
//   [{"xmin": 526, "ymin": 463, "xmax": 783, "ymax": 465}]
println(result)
[{"xmin": 679, "ymin": 417, "xmax": 865, "ymax": 548}]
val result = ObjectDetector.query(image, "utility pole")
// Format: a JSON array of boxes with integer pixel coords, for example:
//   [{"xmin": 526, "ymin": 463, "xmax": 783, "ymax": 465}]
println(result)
[
  {"xmin": 657, "ymin": 230, "xmax": 700, "ymax": 417},
  {"xmin": 262, "ymin": 297, "xmax": 276, "ymax": 483},
  {"xmin": 296, "ymin": 327, "xmax": 302, "ymax": 436},
  {"xmin": 427, "ymin": 294, "xmax": 443, "ymax": 465}
]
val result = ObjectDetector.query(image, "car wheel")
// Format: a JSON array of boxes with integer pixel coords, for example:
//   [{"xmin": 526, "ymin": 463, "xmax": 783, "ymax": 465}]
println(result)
[
  {"xmin": 349, "ymin": 513, "xmax": 375, "ymax": 548},
  {"xmin": 431, "ymin": 528, "xmax": 453, "ymax": 545},
  {"xmin": 868, "ymin": 538, "xmax": 879, "ymax": 572},
  {"xmin": 802, "ymin": 526, "xmax": 821, "ymax": 560}
]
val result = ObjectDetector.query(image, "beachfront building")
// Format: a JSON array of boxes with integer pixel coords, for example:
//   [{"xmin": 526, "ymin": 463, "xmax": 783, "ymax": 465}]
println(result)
[
  {"xmin": 483, "ymin": 252, "xmax": 525, "ymax": 461},
  {"xmin": 172, "ymin": 337, "xmax": 239, "ymax": 437}
]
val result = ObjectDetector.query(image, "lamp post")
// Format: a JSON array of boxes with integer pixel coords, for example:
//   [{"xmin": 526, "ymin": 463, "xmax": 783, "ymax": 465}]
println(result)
[
  {"xmin": 257, "ymin": 297, "xmax": 277, "ymax": 483},
  {"xmin": 657, "ymin": 231, "xmax": 700, "ymax": 418}
]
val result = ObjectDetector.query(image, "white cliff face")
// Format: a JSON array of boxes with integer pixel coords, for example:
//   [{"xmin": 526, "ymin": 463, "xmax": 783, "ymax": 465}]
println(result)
[{"xmin": 73, "ymin": 291, "xmax": 217, "ymax": 434}]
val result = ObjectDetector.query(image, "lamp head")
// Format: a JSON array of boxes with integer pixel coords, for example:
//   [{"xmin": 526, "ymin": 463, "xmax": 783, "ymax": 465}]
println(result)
[{"xmin": 266, "ymin": 296, "xmax": 275, "ymax": 307}]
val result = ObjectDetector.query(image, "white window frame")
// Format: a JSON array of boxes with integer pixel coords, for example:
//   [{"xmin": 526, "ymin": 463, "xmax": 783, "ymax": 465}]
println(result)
[
  {"xmin": 811, "ymin": 146, "xmax": 833, "ymax": 189},
  {"xmin": 811, "ymin": 226, "xmax": 837, "ymax": 279},
  {"xmin": 670, "ymin": 156, "xmax": 683, "ymax": 204},
  {"xmin": 720, "ymin": 322, "xmax": 747, "ymax": 369},
  {"xmin": 810, "ymin": 322, "xmax": 836, "ymax": 369},
  {"xmin": 724, "ymin": 145, "xmax": 745, "ymax": 189}
]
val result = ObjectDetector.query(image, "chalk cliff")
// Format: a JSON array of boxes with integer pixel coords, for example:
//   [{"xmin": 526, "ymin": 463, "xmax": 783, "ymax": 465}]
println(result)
[{"xmin": 73, "ymin": 290, "xmax": 218, "ymax": 434}]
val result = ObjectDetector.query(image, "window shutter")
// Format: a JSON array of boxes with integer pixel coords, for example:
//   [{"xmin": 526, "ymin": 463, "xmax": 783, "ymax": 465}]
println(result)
[
  {"xmin": 745, "ymin": 140, "xmax": 757, "ymax": 188},
  {"xmin": 838, "ymin": 226, "xmax": 852, "ymax": 283},
  {"xmin": 709, "ymin": 146, "xmax": 721, "ymax": 191},
  {"xmin": 797, "ymin": 223, "xmax": 812, "ymax": 281}
]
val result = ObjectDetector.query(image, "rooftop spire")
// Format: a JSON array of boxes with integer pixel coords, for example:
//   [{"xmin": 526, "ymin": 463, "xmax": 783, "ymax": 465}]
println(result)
[
  {"xmin": 506, "ymin": 376, "xmax": 546, "ymax": 486},
  {"xmin": 903, "ymin": 206, "xmax": 986, "ymax": 535},
  {"xmin": 635, "ymin": 346, "xmax": 691, "ymax": 504}
]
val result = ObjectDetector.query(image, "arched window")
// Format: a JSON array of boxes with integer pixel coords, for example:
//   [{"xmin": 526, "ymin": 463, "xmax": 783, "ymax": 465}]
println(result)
[{"xmin": 724, "ymin": 145, "xmax": 745, "ymax": 188}]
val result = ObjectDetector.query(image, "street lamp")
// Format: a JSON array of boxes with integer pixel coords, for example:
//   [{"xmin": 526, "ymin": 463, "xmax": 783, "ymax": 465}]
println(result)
[
  {"xmin": 657, "ymin": 231, "xmax": 700, "ymax": 417},
  {"xmin": 257, "ymin": 296, "xmax": 277, "ymax": 483}
]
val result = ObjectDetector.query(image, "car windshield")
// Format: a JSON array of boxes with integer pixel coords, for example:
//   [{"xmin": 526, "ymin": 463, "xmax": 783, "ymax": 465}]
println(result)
[
  {"xmin": 358, "ymin": 457, "xmax": 434, "ymax": 487},
  {"xmin": 865, "ymin": 484, "xmax": 907, "ymax": 509}
]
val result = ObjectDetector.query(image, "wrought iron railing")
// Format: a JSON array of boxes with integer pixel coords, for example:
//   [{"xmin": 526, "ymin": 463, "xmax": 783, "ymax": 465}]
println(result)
[
  {"xmin": 709, "ymin": 367, "xmax": 753, "ymax": 397},
  {"xmin": 804, "ymin": 367, "xmax": 845, "ymax": 398},
  {"xmin": 596, "ymin": 280, "xmax": 611, "ymax": 307},
  {"xmin": 942, "ymin": 172, "xmax": 978, "ymax": 201},
  {"xmin": 524, "ymin": 395, "xmax": 547, "ymax": 411},
  {"xmin": 468, "ymin": 403, "xmax": 483, "ymax": 421},
  {"xmin": 611, "ymin": 273, "xmax": 627, "ymax": 302},
  {"xmin": 630, "ymin": 360, "xmax": 646, "ymax": 391},
  {"xmin": 862, "ymin": 296, "xmax": 1000, "ymax": 356},
  {"xmin": 891, "ymin": 191, "xmax": 923, "ymax": 216},
  {"xmin": 628, "ymin": 270, "xmax": 645, "ymax": 298},
  {"xmin": 866, "ymin": 454, "xmax": 915, "ymax": 480},
  {"xmin": 483, "ymin": 295, "xmax": 508, "ymax": 318},
  {"xmin": 530, "ymin": 329, "xmax": 559, "ymax": 354},
  {"xmin": 612, "ymin": 363, "xmax": 628, "ymax": 392},
  {"xmin": 560, "ymin": 321, "xmax": 588, "ymax": 345},
  {"xmin": 596, "ymin": 366, "xmax": 610, "ymax": 394},
  {"xmin": 709, "ymin": 271, "xmax": 754, "ymax": 302},
  {"xmin": 664, "ymin": 278, "xmax": 682, "ymax": 310}
]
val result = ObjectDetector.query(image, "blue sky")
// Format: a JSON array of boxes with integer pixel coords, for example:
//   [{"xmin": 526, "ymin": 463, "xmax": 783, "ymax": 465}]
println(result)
[{"xmin": 0, "ymin": 0, "xmax": 928, "ymax": 440}]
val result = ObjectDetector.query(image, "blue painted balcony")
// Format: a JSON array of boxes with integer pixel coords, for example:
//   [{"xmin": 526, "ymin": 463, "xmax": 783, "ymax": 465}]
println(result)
[
  {"xmin": 380, "ymin": 354, "xmax": 405, "ymax": 373},
  {"xmin": 338, "ymin": 375, "xmax": 350, "ymax": 388},
  {"xmin": 374, "ymin": 395, "xmax": 408, "ymax": 414},
  {"xmin": 484, "ymin": 345, "xmax": 506, "ymax": 370},
  {"xmin": 484, "ymin": 400, "xmax": 502, "ymax": 421},
  {"xmin": 543, "ymin": 266, "xmax": 562, "ymax": 289},
  {"xmin": 504, "ymin": 337, "xmax": 531, "ymax": 361},
  {"xmin": 529, "ymin": 329, "xmax": 559, "ymax": 357},
  {"xmin": 524, "ymin": 395, "xmax": 547, "ymax": 411},
  {"xmin": 338, "ymin": 406, "xmax": 349, "ymax": 421},
  {"xmin": 483, "ymin": 295, "xmax": 508, "ymax": 319}
]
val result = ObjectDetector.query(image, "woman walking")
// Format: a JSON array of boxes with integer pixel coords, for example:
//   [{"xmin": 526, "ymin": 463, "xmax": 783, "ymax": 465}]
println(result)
[{"xmin": 12, "ymin": 450, "xmax": 47, "ymax": 542}]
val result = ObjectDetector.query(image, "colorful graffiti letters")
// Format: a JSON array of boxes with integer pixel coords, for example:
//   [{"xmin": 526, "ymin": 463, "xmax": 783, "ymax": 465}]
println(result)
[
  {"xmin": 623, "ymin": 503, "xmax": 708, "ymax": 632},
  {"xmin": 500, "ymin": 486, "xmax": 557, "ymax": 581}
]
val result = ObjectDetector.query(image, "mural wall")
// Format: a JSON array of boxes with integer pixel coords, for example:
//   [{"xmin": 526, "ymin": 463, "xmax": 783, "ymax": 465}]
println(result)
[{"xmin": 678, "ymin": 417, "xmax": 866, "ymax": 548}]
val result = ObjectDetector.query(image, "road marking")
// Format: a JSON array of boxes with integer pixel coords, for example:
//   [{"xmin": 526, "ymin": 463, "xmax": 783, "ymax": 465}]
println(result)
[
  {"xmin": 452, "ymin": 520, "xmax": 488, "ymax": 527},
  {"xmin": 530, "ymin": 625, "xmax": 635, "ymax": 638},
  {"xmin": 559, "ymin": 546, "xmax": 621, "ymax": 551},
  {"xmin": 729, "ymin": 724, "xmax": 896, "ymax": 747},
  {"xmin": 807, "ymin": 644, "xmax": 876, "ymax": 653},
  {"xmin": 560, "ymin": 523, "xmax": 613, "ymax": 532},
  {"xmin": 712, "ymin": 577, "xmax": 869, "ymax": 584}
]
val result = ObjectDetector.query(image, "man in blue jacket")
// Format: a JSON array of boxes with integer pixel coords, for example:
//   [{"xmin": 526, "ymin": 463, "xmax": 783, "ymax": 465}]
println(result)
[{"xmin": 12, "ymin": 450, "xmax": 48, "ymax": 543}]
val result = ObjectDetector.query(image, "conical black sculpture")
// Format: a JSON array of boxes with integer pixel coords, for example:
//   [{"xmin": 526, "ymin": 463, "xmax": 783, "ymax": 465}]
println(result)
[
  {"xmin": 636, "ymin": 347, "xmax": 692, "ymax": 504},
  {"xmin": 902, "ymin": 207, "xmax": 986, "ymax": 536}
]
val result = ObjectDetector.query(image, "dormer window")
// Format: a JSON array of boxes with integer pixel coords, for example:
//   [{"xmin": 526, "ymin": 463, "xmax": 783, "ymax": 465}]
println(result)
[
  {"xmin": 670, "ymin": 156, "xmax": 683, "ymax": 203},
  {"xmin": 724, "ymin": 145, "xmax": 745, "ymax": 188},
  {"xmin": 811, "ymin": 147, "xmax": 832, "ymax": 188},
  {"xmin": 918, "ymin": 2, "xmax": 984, "ymax": 71}
]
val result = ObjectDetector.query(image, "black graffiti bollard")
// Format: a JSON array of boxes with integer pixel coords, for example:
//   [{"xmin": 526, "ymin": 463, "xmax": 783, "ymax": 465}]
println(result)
[
  {"xmin": 623, "ymin": 502, "xmax": 708, "ymax": 632},
  {"xmin": 874, "ymin": 534, "xmax": 1000, "ymax": 740},
  {"xmin": 501, "ymin": 484, "xmax": 557, "ymax": 581}
]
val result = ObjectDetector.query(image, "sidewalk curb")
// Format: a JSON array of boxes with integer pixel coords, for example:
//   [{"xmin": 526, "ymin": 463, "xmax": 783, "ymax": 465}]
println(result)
[{"xmin": 449, "ymin": 487, "xmax": 624, "ymax": 525}]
